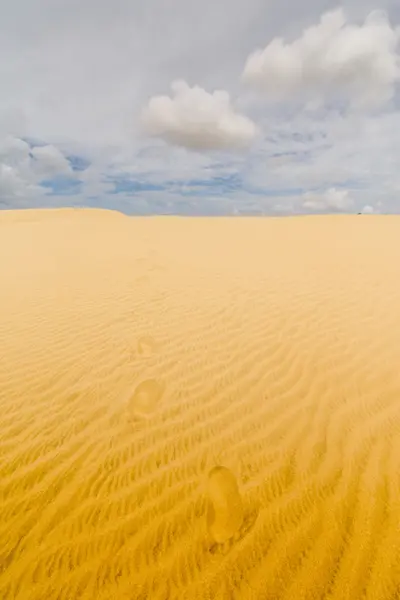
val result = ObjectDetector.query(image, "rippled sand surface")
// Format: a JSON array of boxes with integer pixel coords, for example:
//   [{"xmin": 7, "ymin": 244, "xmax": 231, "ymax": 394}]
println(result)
[{"xmin": 1, "ymin": 209, "xmax": 400, "ymax": 599}]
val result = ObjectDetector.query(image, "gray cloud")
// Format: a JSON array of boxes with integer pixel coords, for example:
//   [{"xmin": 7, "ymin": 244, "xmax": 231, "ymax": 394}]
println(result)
[{"xmin": 0, "ymin": 135, "xmax": 76, "ymax": 199}]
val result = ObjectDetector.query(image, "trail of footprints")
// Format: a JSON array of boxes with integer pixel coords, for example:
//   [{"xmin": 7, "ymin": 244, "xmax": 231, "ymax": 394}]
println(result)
[
  {"xmin": 122, "ymin": 319, "xmax": 399, "ymax": 598},
  {"xmin": 3, "ymin": 320, "xmax": 400, "ymax": 599},
  {"xmin": 128, "ymin": 337, "xmax": 257, "ymax": 557}
]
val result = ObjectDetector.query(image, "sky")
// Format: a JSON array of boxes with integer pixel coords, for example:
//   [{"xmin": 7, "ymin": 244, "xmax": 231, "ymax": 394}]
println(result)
[{"xmin": 1, "ymin": 0, "xmax": 400, "ymax": 215}]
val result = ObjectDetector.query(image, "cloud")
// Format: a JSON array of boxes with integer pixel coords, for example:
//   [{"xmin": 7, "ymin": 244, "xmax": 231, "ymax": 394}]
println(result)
[
  {"xmin": 140, "ymin": 80, "xmax": 257, "ymax": 151},
  {"xmin": 237, "ymin": 107, "xmax": 400, "ymax": 215},
  {"xmin": 242, "ymin": 8, "xmax": 400, "ymax": 109},
  {"xmin": 0, "ymin": 164, "xmax": 27, "ymax": 197},
  {"xmin": 302, "ymin": 187, "xmax": 354, "ymax": 211},
  {"xmin": 1, "ymin": 0, "xmax": 400, "ymax": 214},
  {"xmin": 0, "ymin": 137, "xmax": 36, "ymax": 199},
  {"xmin": 30, "ymin": 145, "xmax": 74, "ymax": 178},
  {"xmin": 361, "ymin": 204, "xmax": 375, "ymax": 213},
  {"xmin": 0, "ymin": 134, "xmax": 76, "ymax": 201}
]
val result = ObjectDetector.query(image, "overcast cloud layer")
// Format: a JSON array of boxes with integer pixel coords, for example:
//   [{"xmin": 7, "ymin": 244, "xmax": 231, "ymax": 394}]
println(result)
[{"xmin": 1, "ymin": 0, "xmax": 400, "ymax": 215}]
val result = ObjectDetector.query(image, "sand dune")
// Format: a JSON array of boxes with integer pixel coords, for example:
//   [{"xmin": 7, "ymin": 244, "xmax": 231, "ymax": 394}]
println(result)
[{"xmin": 1, "ymin": 208, "xmax": 400, "ymax": 599}]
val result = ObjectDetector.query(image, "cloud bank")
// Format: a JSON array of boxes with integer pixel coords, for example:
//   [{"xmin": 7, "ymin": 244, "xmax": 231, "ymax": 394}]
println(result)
[{"xmin": 1, "ymin": 1, "xmax": 400, "ymax": 214}]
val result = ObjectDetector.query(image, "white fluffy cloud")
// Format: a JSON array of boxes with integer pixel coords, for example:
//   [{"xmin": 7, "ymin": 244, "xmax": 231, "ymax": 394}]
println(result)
[
  {"xmin": 361, "ymin": 204, "xmax": 375, "ymax": 213},
  {"xmin": 302, "ymin": 187, "xmax": 354, "ymax": 211},
  {"xmin": 242, "ymin": 8, "xmax": 400, "ymax": 109},
  {"xmin": 141, "ymin": 80, "xmax": 257, "ymax": 151}
]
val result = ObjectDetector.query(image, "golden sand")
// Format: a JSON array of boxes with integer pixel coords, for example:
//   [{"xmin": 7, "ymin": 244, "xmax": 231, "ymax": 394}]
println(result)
[{"xmin": 1, "ymin": 208, "xmax": 400, "ymax": 599}]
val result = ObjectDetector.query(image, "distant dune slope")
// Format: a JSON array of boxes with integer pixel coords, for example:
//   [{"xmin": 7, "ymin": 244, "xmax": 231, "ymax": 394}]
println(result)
[{"xmin": 1, "ymin": 209, "xmax": 400, "ymax": 599}]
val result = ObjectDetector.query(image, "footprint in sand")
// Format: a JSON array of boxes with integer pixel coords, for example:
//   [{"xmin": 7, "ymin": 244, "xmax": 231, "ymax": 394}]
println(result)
[
  {"xmin": 137, "ymin": 335, "xmax": 158, "ymax": 358},
  {"xmin": 128, "ymin": 379, "xmax": 165, "ymax": 419},
  {"xmin": 206, "ymin": 466, "xmax": 257, "ymax": 554}
]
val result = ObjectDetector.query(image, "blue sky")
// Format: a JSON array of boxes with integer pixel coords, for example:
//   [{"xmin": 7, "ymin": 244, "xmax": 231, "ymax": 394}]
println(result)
[{"xmin": 1, "ymin": 0, "xmax": 400, "ymax": 215}]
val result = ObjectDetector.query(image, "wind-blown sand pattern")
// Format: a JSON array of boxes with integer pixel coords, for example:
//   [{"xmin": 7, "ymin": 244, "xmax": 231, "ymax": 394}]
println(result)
[{"xmin": 1, "ymin": 208, "xmax": 400, "ymax": 599}]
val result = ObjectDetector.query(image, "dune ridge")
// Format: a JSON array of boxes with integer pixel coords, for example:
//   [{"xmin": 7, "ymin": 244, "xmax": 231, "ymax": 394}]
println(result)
[{"xmin": 1, "ymin": 210, "xmax": 400, "ymax": 599}]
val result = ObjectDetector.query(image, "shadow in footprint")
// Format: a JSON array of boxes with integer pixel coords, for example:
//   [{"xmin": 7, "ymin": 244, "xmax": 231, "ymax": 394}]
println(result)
[
  {"xmin": 206, "ymin": 465, "xmax": 258, "ymax": 555},
  {"xmin": 128, "ymin": 379, "xmax": 165, "ymax": 420}
]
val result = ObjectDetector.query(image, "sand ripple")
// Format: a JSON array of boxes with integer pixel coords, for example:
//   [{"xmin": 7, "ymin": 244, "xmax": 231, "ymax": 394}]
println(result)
[{"xmin": 1, "ymin": 210, "xmax": 400, "ymax": 599}]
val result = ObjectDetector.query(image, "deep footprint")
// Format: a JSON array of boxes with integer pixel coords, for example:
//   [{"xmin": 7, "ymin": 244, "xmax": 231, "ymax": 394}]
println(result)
[
  {"xmin": 128, "ymin": 379, "xmax": 165, "ymax": 419},
  {"xmin": 206, "ymin": 466, "xmax": 258, "ymax": 554},
  {"xmin": 137, "ymin": 335, "xmax": 158, "ymax": 357},
  {"xmin": 207, "ymin": 466, "xmax": 244, "ymax": 543}
]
